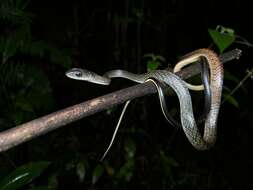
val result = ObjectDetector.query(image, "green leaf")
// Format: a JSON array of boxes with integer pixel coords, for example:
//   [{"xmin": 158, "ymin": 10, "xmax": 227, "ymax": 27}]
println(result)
[
  {"xmin": 160, "ymin": 151, "xmax": 179, "ymax": 167},
  {"xmin": 208, "ymin": 28, "xmax": 235, "ymax": 53},
  {"xmin": 92, "ymin": 164, "xmax": 104, "ymax": 185},
  {"xmin": 0, "ymin": 161, "xmax": 51, "ymax": 190},
  {"xmin": 124, "ymin": 138, "xmax": 136, "ymax": 159},
  {"xmin": 224, "ymin": 70, "xmax": 240, "ymax": 84},
  {"xmin": 223, "ymin": 87, "xmax": 240, "ymax": 108},
  {"xmin": 160, "ymin": 151, "xmax": 178, "ymax": 177},
  {"xmin": 2, "ymin": 38, "xmax": 18, "ymax": 63},
  {"xmin": 106, "ymin": 106, "xmax": 117, "ymax": 115},
  {"xmin": 143, "ymin": 53, "xmax": 165, "ymax": 71},
  {"xmin": 147, "ymin": 60, "xmax": 160, "ymax": 72},
  {"xmin": 116, "ymin": 158, "xmax": 135, "ymax": 181},
  {"xmin": 224, "ymin": 95, "xmax": 239, "ymax": 108},
  {"xmin": 76, "ymin": 161, "xmax": 87, "ymax": 183}
]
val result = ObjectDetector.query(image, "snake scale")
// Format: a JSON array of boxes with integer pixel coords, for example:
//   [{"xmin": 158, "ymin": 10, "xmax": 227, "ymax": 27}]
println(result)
[{"xmin": 65, "ymin": 48, "xmax": 223, "ymax": 152}]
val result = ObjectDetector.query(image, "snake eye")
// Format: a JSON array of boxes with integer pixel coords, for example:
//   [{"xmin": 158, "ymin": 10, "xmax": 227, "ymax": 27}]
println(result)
[{"xmin": 75, "ymin": 72, "xmax": 82, "ymax": 77}]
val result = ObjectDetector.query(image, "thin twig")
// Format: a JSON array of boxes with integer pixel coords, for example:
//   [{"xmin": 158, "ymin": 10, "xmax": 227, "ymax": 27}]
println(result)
[
  {"xmin": 222, "ymin": 67, "xmax": 253, "ymax": 105},
  {"xmin": 0, "ymin": 49, "xmax": 242, "ymax": 152}
]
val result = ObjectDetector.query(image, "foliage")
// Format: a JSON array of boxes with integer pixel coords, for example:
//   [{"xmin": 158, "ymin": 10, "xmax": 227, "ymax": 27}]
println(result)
[
  {"xmin": 0, "ymin": 63, "xmax": 55, "ymax": 125},
  {"xmin": 0, "ymin": 0, "xmax": 72, "ymax": 67},
  {"xmin": 0, "ymin": 1, "xmax": 71, "ymax": 188},
  {"xmin": 115, "ymin": 138, "xmax": 136, "ymax": 182},
  {"xmin": 0, "ymin": 0, "xmax": 72, "ymax": 127},
  {"xmin": 0, "ymin": 162, "xmax": 51, "ymax": 190},
  {"xmin": 143, "ymin": 53, "xmax": 166, "ymax": 71},
  {"xmin": 91, "ymin": 164, "xmax": 104, "ymax": 185},
  {"xmin": 208, "ymin": 25, "xmax": 236, "ymax": 53},
  {"xmin": 208, "ymin": 25, "xmax": 252, "ymax": 109}
]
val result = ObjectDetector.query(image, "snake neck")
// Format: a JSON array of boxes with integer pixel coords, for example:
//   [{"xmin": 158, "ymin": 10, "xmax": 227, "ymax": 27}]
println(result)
[{"xmin": 104, "ymin": 69, "xmax": 151, "ymax": 83}]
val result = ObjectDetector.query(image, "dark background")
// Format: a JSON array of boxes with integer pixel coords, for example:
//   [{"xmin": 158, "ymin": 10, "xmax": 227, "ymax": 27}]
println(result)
[{"xmin": 0, "ymin": 0, "xmax": 252, "ymax": 189}]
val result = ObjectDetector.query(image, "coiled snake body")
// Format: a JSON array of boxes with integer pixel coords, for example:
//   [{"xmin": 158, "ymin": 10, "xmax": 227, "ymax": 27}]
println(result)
[{"xmin": 66, "ymin": 48, "xmax": 223, "ymax": 151}]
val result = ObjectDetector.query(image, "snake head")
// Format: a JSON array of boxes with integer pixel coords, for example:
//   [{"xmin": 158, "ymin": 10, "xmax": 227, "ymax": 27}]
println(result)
[
  {"xmin": 65, "ymin": 68, "xmax": 110, "ymax": 85},
  {"xmin": 65, "ymin": 68, "xmax": 85, "ymax": 79}
]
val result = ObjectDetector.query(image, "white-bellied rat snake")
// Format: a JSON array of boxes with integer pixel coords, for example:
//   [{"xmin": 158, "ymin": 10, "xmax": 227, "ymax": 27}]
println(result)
[{"xmin": 65, "ymin": 48, "xmax": 223, "ymax": 159}]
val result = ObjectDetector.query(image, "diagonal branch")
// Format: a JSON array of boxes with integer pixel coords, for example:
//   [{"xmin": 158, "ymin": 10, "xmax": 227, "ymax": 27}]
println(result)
[{"xmin": 0, "ymin": 49, "xmax": 242, "ymax": 152}]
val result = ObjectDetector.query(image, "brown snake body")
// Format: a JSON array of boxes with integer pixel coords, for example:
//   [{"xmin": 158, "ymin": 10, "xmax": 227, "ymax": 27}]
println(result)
[{"xmin": 174, "ymin": 48, "xmax": 223, "ymax": 147}]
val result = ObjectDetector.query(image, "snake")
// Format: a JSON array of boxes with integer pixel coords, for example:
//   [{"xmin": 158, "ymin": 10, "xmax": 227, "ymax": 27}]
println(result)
[{"xmin": 65, "ymin": 48, "xmax": 223, "ymax": 155}]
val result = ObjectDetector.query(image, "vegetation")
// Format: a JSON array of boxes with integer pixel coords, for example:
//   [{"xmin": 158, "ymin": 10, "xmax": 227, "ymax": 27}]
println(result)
[{"xmin": 0, "ymin": 0, "xmax": 252, "ymax": 189}]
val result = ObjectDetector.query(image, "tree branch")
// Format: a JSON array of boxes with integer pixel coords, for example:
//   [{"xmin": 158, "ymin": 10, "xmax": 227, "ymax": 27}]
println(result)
[{"xmin": 0, "ymin": 49, "xmax": 242, "ymax": 152}]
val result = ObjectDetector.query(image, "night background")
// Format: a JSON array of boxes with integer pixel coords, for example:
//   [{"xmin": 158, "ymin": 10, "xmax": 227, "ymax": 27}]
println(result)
[{"xmin": 0, "ymin": 0, "xmax": 252, "ymax": 189}]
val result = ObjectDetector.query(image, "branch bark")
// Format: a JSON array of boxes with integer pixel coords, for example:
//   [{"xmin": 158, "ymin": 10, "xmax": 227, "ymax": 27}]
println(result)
[{"xmin": 0, "ymin": 49, "xmax": 242, "ymax": 152}]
